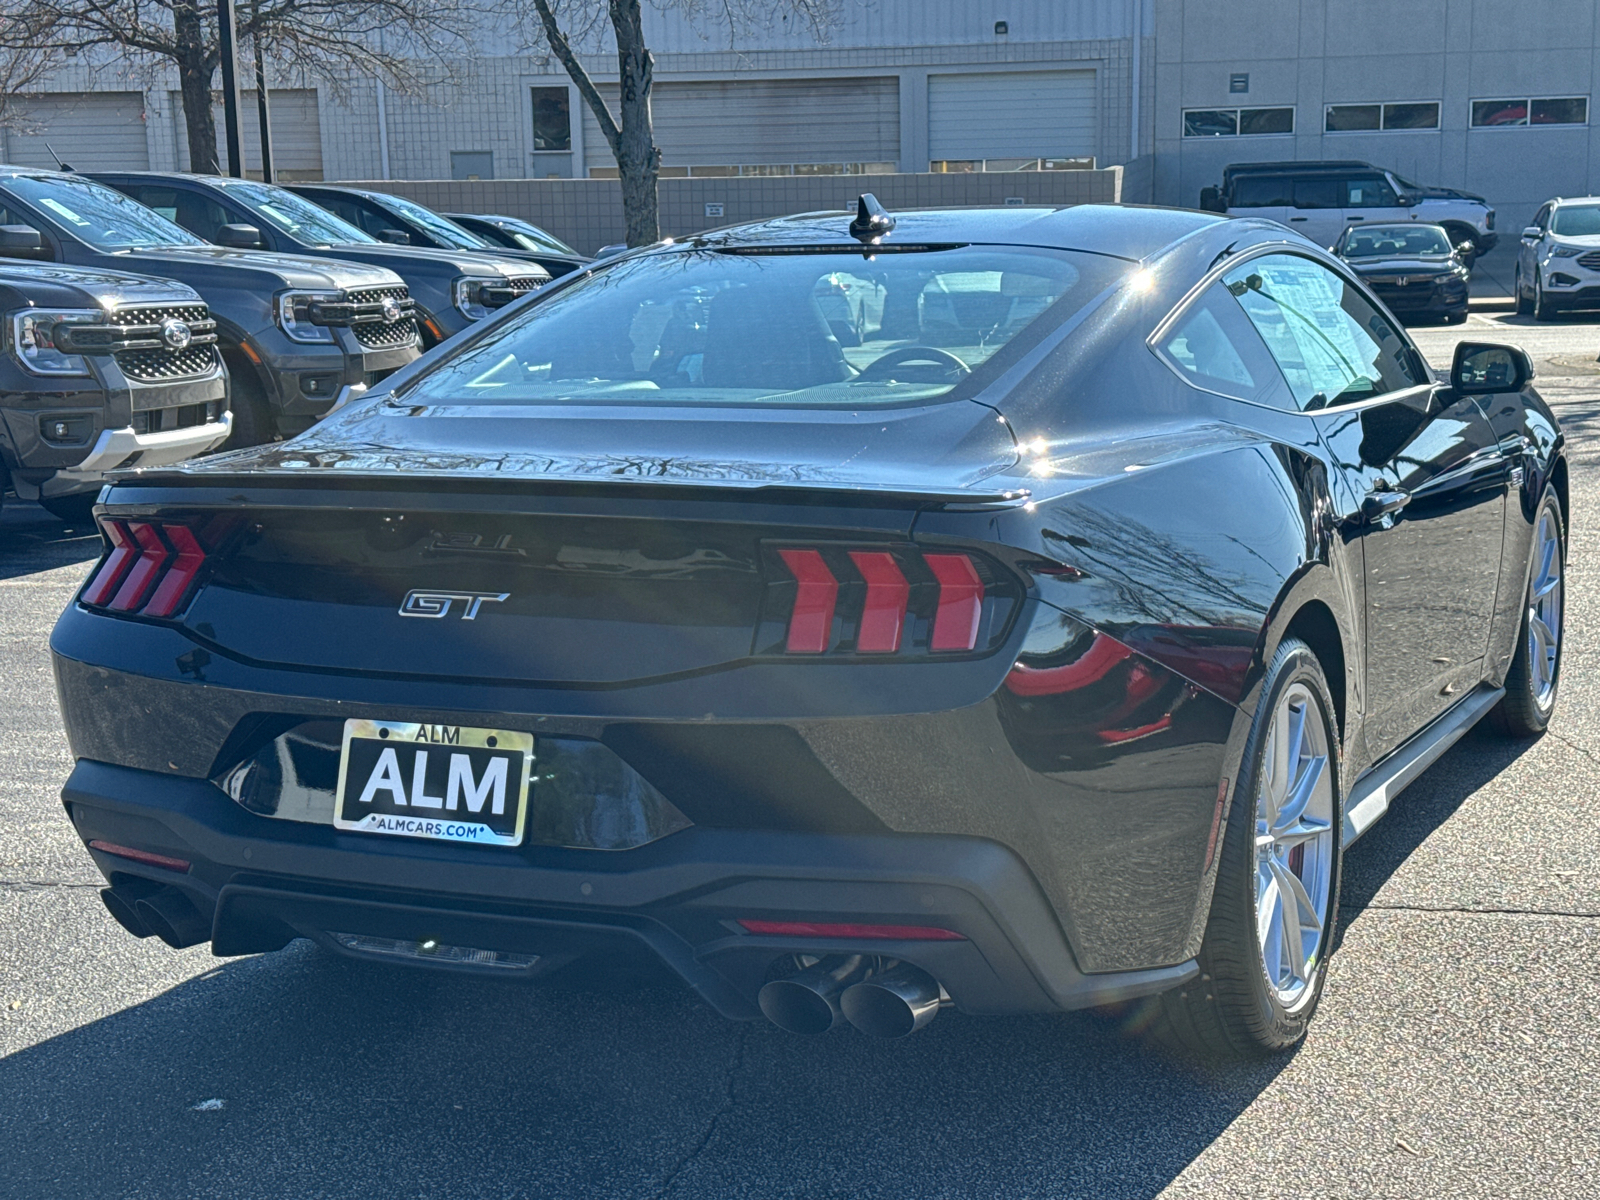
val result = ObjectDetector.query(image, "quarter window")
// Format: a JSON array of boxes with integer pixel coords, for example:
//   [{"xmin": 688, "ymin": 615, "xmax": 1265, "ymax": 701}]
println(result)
[
  {"xmin": 1183, "ymin": 107, "xmax": 1294, "ymax": 137},
  {"xmin": 1222, "ymin": 254, "xmax": 1424, "ymax": 410},
  {"xmin": 1154, "ymin": 283, "xmax": 1288, "ymax": 408}
]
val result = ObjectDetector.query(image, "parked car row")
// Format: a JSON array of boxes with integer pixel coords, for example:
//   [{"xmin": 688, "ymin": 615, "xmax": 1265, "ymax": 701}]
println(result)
[{"xmin": 0, "ymin": 168, "xmax": 589, "ymax": 518}]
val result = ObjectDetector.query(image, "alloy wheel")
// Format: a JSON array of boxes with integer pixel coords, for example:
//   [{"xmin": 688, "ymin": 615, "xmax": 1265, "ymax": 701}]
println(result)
[
  {"xmin": 1528, "ymin": 505, "xmax": 1564, "ymax": 709},
  {"xmin": 1253, "ymin": 682, "xmax": 1335, "ymax": 1008}
]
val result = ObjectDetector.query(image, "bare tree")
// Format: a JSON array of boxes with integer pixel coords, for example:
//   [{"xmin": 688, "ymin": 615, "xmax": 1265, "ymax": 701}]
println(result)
[
  {"xmin": 0, "ymin": 0, "xmax": 488, "ymax": 178},
  {"xmin": 521, "ymin": 0, "xmax": 841, "ymax": 246},
  {"xmin": 0, "ymin": 26, "xmax": 63, "ymax": 134}
]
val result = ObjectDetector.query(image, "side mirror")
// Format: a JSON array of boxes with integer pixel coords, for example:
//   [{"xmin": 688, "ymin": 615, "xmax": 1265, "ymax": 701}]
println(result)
[
  {"xmin": 376, "ymin": 229, "xmax": 411, "ymax": 245},
  {"xmin": 1522, "ymin": 225, "xmax": 1543, "ymax": 241},
  {"xmin": 216, "ymin": 223, "xmax": 266, "ymax": 249},
  {"xmin": 1452, "ymin": 342, "xmax": 1534, "ymax": 394},
  {"xmin": 1396, "ymin": 193, "xmax": 1417, "ymax": 207},
  {"xmin": 1455, "ymin": 241, "xmax": 1476, "ymax": 258},
  {"xmin": 0, "ymin": 225, "xmax": 50, "ymax": 260},
  {"xmin": 1198, "ymin": 185, "xmax": 1225, "ymax": 213}
]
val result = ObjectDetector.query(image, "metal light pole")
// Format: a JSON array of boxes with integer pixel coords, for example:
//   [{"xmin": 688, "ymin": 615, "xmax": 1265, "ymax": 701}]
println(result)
[
  {"xmin": 216, "ymin": 0, "xmax": 245, "ymax": 177},
  {"xmin": 253, "ymin": 36, "xmax": 274, "ymax": 183}
]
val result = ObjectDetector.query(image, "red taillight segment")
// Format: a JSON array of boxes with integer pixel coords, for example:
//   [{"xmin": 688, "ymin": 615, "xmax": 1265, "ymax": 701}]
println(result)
[
  {"xmin": 81, "ymin": 519, "xmax": 212, "ymax": 618},
  {"xmin": 143, "ymin": 525, "xmax": 206, "ymax": 617},
  {"xmin": 86, "ymin": 840, "xmax": 191, "ymax": 873},
  {"xmin": 738, "ymin": 919, "xmax": 965, "ymax": 941},
  {"xmin": 777, "ymin": 548, "xmax": 838, "ymax": 654},
  {"xmin": 848, "ymin": 551, "xmax": 909, "ymax": 653},
  {"xmin": 79, "ymin": 520, "xmax": 137, "ymax": 606},
  {"xmin": 925, "ymin": 553, "xmax": 985, "ymax": 652}
]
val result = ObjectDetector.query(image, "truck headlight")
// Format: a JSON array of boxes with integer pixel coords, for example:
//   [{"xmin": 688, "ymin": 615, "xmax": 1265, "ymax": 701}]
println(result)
[
  {"xmin": 453, "ymin": 276, "xmax": 501, "ymax": 321},
  {"xmin": 275, "ymin": 290, "xmax": 342, "ymax": 343},
  {"xmin": 10, "ymin": 309, "xmax": 101, "ymax": 376}
]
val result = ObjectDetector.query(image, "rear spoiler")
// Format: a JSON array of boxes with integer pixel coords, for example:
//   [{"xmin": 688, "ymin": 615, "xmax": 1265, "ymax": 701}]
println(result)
[{"xmin": 100, "ymin": 467, "xmax": 1032, "ymax": 513}]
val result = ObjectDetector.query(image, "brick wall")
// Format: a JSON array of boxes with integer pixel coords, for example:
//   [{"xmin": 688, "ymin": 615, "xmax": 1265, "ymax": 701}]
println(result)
[{"xmin": 340, "ymin": 168, "xmax": 1124, "ymax": 255}]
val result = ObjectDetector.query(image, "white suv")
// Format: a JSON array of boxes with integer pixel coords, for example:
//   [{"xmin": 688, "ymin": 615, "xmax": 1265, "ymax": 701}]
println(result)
[
  {"xmin": 1516, "ymin": 197, "xmax": 1600, "ymax": 319},
  {"xmin": 1201, "ymin": 161, "xmax": 1497, "ymax": 260}
]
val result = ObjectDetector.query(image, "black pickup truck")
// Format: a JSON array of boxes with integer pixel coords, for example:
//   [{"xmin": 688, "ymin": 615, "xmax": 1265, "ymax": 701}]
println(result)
[
  {"xmin": 0, "ymin": 261, "xmax": 228, "ymax": 522},
  {"xmin": 0, "ymin": 169, "xmax": 420, "ymax": 445}
]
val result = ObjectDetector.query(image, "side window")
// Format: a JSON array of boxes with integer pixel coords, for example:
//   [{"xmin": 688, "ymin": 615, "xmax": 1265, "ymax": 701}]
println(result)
[
  {"xmin": 1344, "ymin": 175, "xmax": 1398, "ymax": 208},
  {"xmin": 1292, "ymin": 178, "xmax": 1340, "ymax": 210},
  {"xmin": 1223, "ymin": 254, "xmax": 1425, "ymax": 410},
  {"xmin": 1534, "ymin": 204, "xmax": 1552, "ymax": 231},
  {"xmin": 137, "ymin": 186, "xmax": 231, "ymax": 242},
  {"xmin": 1232, "ymin": 176, "xmax": 1291, "ymax": 208},
  {"xmin": 1154, "ymin": 282, "xmax": 1290, "ymax": 408},
  {"xmin": 131, "ymin": 186, "xmax": 180, "ymax": 223}
]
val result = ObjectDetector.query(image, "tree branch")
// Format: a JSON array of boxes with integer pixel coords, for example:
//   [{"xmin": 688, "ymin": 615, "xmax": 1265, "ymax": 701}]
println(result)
[{"xmin": 526, "ymin": 0, "xmax": 621, "ymax": 157}]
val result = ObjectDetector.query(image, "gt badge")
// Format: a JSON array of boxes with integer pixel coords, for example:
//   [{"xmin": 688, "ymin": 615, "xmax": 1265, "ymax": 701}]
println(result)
[{"xmin": 398, "ymin": 590, "xmax": 509, "ymax": 619}]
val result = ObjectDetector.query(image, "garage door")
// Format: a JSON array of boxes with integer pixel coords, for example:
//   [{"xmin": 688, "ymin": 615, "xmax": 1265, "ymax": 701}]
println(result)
[
  {"xmin": 928, "ymin": 70, "xmax": 1096, "ymax": 165},
  {"xmin": 583, "ymin": 78, "xmax": 898, "ymax": 174},
  {"xmin": 2, "ymin": 92, "xmax": 150, "ymax": 171},
  {"xmin": 172, "ymin": 89, "xmax": 324, "ymax": 180}
]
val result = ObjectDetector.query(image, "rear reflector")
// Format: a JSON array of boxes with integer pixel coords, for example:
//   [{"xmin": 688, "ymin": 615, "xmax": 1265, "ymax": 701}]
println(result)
[
  {"xmin": 848, "ymin": 551, "xmax": 909, "ymax": 653},
  {"xmin": 81, "ymin": 518, "xmax": 212, "ymax": 618},
  {"xmin": 87, "ymin": 840, "xmax": 191, "ymax": 873},
  {"xmin": 777, "ymin": 548, "xmax": 838, "ymax": 653},
  {"xmin": 739, "ymin": 919, "xmax": 965, "ymax": 941},
  {"xmin": 925, "ymin": 553, "xmax": 985, "ymax": 652}
]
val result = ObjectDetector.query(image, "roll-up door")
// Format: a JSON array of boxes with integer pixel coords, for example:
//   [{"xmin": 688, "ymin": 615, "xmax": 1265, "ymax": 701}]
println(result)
[
  {"xmin": 583, "ymin": 77, "xmax": 898, "ymax": 174},
  {"xmin": 2, "ymin": 92, "xmax": 151, "ymax": 171},
  {"xmin": 172, "ymin": 89, "xmax": 324, "ymax": 180},
  {"xmin": 927, "ymin": 70, "xmax": 1096, "ymax": 164}
]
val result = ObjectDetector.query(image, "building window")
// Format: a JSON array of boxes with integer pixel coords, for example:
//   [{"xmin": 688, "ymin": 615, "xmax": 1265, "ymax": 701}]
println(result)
[
  {"xmin": 1183, "ymin": 107, "xmax": 1293, "ymax": 137},
  {"xmin": 1471, "ymin": 96, "xmax": 1589, "ymax": 127},
  {"xmin": 1326, "ymin": 102, "xmax": 1440, "ymax": 132},
  {"xmin": 531, "ymin": 87, "xmax": 572, "ymax": 151}
]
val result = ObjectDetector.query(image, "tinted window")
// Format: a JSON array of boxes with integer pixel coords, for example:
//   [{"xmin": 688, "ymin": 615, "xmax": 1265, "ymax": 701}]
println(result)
[
  {"xmin": 1232, "ymin": 177, "xmax": 1292, "ymax": 208},
  {"xmin": 129, "ymin": 186, "xmax": 234, "ymax": 242},
  {"xmin": 1223, "ymin": 254, "xmax": 1423, "ymax": 410},
  {"xmin": 370, "ymin": 194, "xmax": 487, "ymax": 250},
  {"xmin": 1343, "ymin": 176, "xmax": 1398, "ymax": 208},
  {"xmin": 1551, "ymin": 205, "xmax": 1600, "ymax": 236},
  {"xmin": 1292, "ymin": 178, "xmax": 1340, "ymax": 209},
  {"xmin": 401, "ymin": 247, "xmax": 1123, "ymax": 409},
  {"xmin": 1155, "ymin": 283, "xmax": 1287, "ymax": 408},
  {"xmin": 1326, "ymin": 105, "xmax": 1381, "ymax": 131},
  {"xmin": 216, "ymin": 181, "xmax": 375, "ymax": 246},
  {"xmin": 3, "ymin": 175, "xmax": 204, "ymax": 250}
]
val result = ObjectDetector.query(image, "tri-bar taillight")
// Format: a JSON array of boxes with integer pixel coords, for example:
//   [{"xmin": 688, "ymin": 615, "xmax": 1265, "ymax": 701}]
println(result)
[
  {"xmin": 80, "ymin": 518, "xmax": 218, "ymax": 618},
  {"xmin": 762, "ymin": 544, "xmax": 1016, "ymax": 658}
]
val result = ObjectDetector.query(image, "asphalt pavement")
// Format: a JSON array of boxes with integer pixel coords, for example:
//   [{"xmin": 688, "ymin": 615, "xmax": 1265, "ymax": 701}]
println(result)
[{"xmin": 2, "ymin": 311, "xmax": 1598, "ymax": 1199}]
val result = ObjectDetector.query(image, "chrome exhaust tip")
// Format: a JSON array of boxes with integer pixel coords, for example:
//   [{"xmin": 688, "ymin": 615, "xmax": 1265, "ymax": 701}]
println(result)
[
  {"xmin": 757, "ymin": 955, "xmax": 871, "ymax": 1035},
  {"xmin": 133, "ymin": 886, "xmax": 211, "ymax": 949},
  {"xmin": 841, "ymin": 964, "xmax": 941, "ymax": 1038}
]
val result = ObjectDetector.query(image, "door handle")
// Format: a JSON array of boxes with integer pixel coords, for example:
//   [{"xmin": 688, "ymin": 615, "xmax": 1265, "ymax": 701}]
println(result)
[
  {"xmin": 1290, "ymin": 216, "xmax": 1308, "ymax": 222},
  {"xmin": 1361, "ymin": 488, "xmax": 1411, "ymax": 522},
  {"xmin": 1347, "ymin": 216, "xmax": 1364, "ymax": 221}
]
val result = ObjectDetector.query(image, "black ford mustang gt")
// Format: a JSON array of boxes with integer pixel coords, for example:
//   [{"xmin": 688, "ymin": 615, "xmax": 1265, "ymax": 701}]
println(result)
[{"xmin": 52, "ymin": 199, "xmax": 1565, "ymax": 1059}]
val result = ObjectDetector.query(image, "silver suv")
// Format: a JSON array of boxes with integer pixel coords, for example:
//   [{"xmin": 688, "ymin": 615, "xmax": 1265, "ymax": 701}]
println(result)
[
  {"xmin": 1516, "ymin": 196, "xmax": 1600, "ymax": 320},
  {"xmin": 1200, "ymin": 160, "xmax": 1497, "ymax": 260}
]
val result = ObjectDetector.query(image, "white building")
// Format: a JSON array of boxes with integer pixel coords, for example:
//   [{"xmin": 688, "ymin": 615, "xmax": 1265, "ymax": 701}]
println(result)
[{"xmin": 4, "ymin": 0, "xmax": 1598, "ymax": 232}]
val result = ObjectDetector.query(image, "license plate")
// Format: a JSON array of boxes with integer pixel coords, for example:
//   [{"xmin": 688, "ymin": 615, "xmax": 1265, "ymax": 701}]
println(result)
[{"xmin": 334, "ymin": 720, "xmax": 534, "ymax": 846}]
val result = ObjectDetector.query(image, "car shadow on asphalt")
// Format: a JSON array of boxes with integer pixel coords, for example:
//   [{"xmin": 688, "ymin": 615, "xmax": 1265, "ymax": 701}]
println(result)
[
  {"xmin": 1333, "ymin": 722, "xmax": 1539, "ymax": 947},
  {"xmin": 0, "ymin": 501, "xmax": 100, "ymax": 581},
  {"xmin": 0, "ymin": 929, "xmax": 1293, "ymax": 1199}
]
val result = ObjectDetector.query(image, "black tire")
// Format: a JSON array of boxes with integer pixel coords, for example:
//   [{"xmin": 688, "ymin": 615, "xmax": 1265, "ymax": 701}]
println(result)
[
  {"xmin": 1532, "ymin": 271, "xmax": 1559, "ymax": 322},
  {"xmin": 1151, "ymin": 638, "xmax": 1343, "ymax": 1060},
  {"xmin": 1491, "ymin": 487, "xmax": 1565, "ymax": 738},
  {"xmin": 224, "ymin": 366, "xmax": 279, "ymax": 449},
  {"xmin": 1515, "ymin": 266, "xmax": 1533, "ymax": 316},
  {"xmin": 39, "ymin": 491, "xmax": 100, "ymax": 525}
]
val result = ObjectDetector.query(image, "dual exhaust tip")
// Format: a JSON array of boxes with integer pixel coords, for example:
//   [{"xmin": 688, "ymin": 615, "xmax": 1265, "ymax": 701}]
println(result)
[
  {"xmin": 101, "ymin": 884, "xmax": 210, "ymax": 949},
  {"xmin": 758, "ymin": 955, "xmax": 942, "ymax": 1039}
]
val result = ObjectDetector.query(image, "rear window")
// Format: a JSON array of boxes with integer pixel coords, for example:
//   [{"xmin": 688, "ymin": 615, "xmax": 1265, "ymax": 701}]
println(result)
[{"xmin": 400, "ymin": 245, "xmax": 1123, "ymax": 408}]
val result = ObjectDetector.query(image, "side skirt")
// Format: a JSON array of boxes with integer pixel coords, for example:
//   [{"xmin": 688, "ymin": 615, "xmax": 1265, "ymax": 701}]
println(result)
[{"xmin": 1342, "ymin": 684, "xmax": 1506, "ymax": 848}]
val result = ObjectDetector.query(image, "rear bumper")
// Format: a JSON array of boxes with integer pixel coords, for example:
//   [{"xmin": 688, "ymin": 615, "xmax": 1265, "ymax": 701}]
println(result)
[{"xmin": 66, "ymin": 758, "xmax": 1196, "ymax": 1019}]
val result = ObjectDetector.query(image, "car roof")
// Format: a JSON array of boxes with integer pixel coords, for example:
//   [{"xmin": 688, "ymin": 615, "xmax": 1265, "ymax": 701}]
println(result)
[
  {"xmin": 1224, "ymin": 160, "xmax": 1377, "ymax": 180},
  {"xmin": 1549, "ymin": 195, "xmax": 1600, "ymax": 206},
  {"xmin": 683, "ymin": 203, "xmax": 1226, "ymax": 262}
]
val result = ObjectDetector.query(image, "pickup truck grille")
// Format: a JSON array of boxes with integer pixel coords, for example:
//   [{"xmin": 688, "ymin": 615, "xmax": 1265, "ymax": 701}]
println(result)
[
  {"xmin": 107, "ymin": 303, "xmax": 221, "ymax": 383},
  {"xmin": 345, "ymin": 285, "xmax": 419, "ymax": 349}
]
